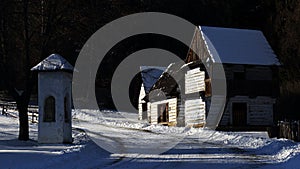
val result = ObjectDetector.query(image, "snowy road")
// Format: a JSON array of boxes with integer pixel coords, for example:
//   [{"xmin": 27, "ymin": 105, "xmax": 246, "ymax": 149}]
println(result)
[
  {"xmin": 0, "ymin": 110, "xmax": 300, "ymax": 169},
  {"xmin": 74, "ymin": 110, "xmax": 300, "ymax": 169}
]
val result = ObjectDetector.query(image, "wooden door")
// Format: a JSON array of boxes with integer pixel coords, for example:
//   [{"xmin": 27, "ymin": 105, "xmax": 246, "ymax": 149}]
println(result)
[
  {"xmin": 232, "ymin": 103, "xmax": 247, "ymax": 126},
  {"xmin": 157, "ymin": 103, "xmax": 169, "ymax": 123}
]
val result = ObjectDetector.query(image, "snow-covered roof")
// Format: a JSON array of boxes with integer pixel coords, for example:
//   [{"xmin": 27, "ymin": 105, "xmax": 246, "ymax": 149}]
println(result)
[
  {"xmin": 200, "ymin": 26, "xmax": 280, "ymax": 66},
  {"xmin": 140, "ymin": 66, "xmax": 165, "ymax": 93},
  {"xmin": 149, "ymin": 61, "xmax": 203, "ymax": 99},
  {"xmin": 31, "ymin": 54, "xmax": 74, "ymax": 72}
]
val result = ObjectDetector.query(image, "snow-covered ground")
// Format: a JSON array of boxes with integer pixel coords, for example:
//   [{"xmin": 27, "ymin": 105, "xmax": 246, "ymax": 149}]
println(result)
[{"xmin": 1, "ymin": 109, "xmax": 300, "ymax": 169}]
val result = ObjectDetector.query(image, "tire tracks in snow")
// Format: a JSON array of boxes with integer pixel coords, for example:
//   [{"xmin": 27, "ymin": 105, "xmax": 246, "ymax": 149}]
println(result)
[{"xmin": 73, "ymin": 119, "xmax": 298, "ymax": 167}]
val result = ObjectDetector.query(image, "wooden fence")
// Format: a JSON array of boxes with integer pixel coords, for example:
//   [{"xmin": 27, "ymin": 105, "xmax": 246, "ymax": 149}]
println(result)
[
  {"xmin": 0, "ymin": 102, "xmax": 38, "ymax": 123},
  {"xmin": 278, "ymin": 120, "xmax": 300, "ymax": 141}
]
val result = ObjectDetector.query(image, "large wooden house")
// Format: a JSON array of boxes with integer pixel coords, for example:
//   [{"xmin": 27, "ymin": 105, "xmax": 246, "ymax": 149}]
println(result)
[{"xmin": 138, "ymin": 26, "xmax": 280, "ymax": 130}]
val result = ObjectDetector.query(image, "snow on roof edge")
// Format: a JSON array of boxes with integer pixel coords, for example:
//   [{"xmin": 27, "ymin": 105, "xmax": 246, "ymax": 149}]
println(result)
[
  {"xmin": 198, "ymin": 26, "xmax": 216, "ymax": 63},
  {"xmin": 140, "ymin": 66, "xmax": 166, "ymax": 93},
  {"xmin": 31, "ymin": 54, "xmax": 74, "ymax": 72},
  {"xmin": 198, "ymin": 25, "xmax": 281, "ymax": 66}
]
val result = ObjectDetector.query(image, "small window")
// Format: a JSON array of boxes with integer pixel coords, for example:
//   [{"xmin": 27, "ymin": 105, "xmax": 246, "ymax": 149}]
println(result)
[
  {"xmin": 64, "ymin": 96, "xmax": 70, "ymax": 123},
  {"xmin": 44, "ymin": 96, "xmax": 55, "ymax": 122}
]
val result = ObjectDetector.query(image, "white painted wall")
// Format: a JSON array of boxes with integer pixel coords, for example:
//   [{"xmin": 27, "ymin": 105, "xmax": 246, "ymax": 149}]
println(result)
[{"xmin": 38, "ymin": 71, "xmax": 72, "ymax": 143}]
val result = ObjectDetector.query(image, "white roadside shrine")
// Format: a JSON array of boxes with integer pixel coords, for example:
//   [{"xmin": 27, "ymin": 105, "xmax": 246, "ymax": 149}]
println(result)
[{"xmin": 31, "ymin": 54, "xmax": 73, "ymax": 144}]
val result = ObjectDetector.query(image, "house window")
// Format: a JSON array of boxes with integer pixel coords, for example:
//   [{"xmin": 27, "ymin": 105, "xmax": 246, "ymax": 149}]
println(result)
[
  {"xmin": 44, "ymin": 96, "xmax": 55, "ymax": 122},
  {"xmin": 234, "ymin": 72, "xmax": 245, "ymax": 80},
  {"xmin": 64, "ymin": 96, "xmax": 70, "ymax": 123},
  {"xmin": 157, "ymin": 103, "xmax": 169, "ymax": 123}
]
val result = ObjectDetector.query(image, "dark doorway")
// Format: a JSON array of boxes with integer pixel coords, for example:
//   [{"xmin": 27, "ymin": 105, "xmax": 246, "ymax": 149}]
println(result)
[
  {"xmin": 157, "ymin": 103, "xmax": 169, "ymax": 123},
  {"xmin": 142, "ymin": 103, "xmax": 147, "ymax": 120},
  {"xmin": 232, "ymin": 102, "xmax": 247, "ymax": 126}
]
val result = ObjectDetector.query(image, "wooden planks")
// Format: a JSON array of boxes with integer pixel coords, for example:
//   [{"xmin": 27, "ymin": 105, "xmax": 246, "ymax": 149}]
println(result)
[
  {"xmin": 184, "ymin": 98, "xmax": 206, "ymax": 127},
  {"xmin": 168, "ymin": 98, "xmax": 177, "ymax": 123},
  {"xmin": 185, "ymin": 68, "xmax": 205, "ymax": 94},
  {"xmin": 0, "ymin": 102, "xmax": 38, "ymax": 123},
  {"xmin": 218, "ymin": 96, "xmax": 275, "ymax": 126},
  {"xmin": 184, "ymin": 68, "xmax": 206, "ymax": 128},
  {"xmin": 150, "ymin": 98, "xmax": 177, "ymax": 125},
  {"xmin": 177, "ymin": 98, "xmax": 185, "ymax": 127},
  {"xmin": 150, "ymin": 103, "xmax": 158, "ymax": 124}
]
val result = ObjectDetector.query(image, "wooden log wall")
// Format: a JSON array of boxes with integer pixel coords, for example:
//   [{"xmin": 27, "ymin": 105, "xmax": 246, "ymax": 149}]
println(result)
[
  {"xmin": 177, "ymin": 97, "xmax": 185, "ymax": 127},
  {"xmin": 150, "ymin": 98, "xmax": 177, "ymax": 125},
  {"xmin": 184, "ymin": 98, "xmax": 206, "ymax": 127},
  {"xmin": 219, "ymin": 96, "xmax": 275, "ymax": 126},
  {"xmin": 185, "ymin": 69, "xmax": 205, "ymax": 94},
  {"xmin": 184, "ymin": 68, "xmax": 206, "ymax": 127}
]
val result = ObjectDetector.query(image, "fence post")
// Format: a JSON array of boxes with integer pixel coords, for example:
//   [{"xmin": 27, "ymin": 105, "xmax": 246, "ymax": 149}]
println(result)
[
  {"xmin": 278, "ymin": 121, "xmax": 282, "ymax": 138},
  {"xmin": 298, "ymin": 121, "xmax": 300, "ymax": 141}
]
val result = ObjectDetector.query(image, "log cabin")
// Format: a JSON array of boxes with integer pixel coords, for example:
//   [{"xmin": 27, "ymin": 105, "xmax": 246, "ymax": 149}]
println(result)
[
  {"xmin": 139, "ymin": 26, "xmax": 280, "ymax": 131},
  {"xmin": 138, "ymin": 66, "xmax": 165, "ymax": 121}
]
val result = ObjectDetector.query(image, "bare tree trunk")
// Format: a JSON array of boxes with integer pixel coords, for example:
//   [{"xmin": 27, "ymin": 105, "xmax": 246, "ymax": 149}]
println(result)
[
  {"xmin": 16, "ymin": 91, "xmax": 30, "ymax": 140},
  {"xmin": 18, "ymin": 0, "xmax": 30, "ymax": 141}
]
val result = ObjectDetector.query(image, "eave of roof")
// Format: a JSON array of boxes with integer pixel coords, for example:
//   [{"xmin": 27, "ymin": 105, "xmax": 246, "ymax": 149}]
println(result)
[
  {"xmin": 31, "ymin": 54, "xmax": 74, "ymax": 72},
  {"xmin": 199, "ymin": 26, "xmax": 280, "ymax": 66}
]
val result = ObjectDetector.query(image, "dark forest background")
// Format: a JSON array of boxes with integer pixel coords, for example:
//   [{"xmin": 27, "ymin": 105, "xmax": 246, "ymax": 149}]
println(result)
[{"xmin": 0, "ymin": 0, "xmax": 299, "ymax": 124}]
